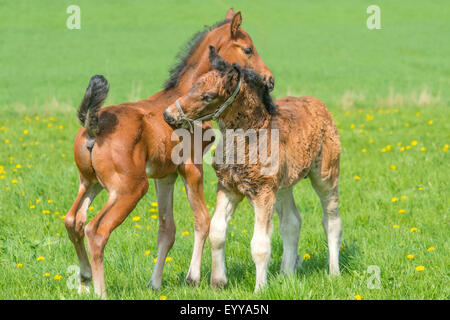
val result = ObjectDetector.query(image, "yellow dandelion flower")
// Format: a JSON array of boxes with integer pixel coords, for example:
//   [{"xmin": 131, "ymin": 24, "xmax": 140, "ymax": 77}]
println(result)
[
  {"xmin": 354, "ymin": 294, "xmax": 362, "ymax": 300},
  {"xmin": 231, "ymin": 233, "xmax": 235, "ymax": 237},
  {"xmin": 17, "ymin": 263, "xmax": 23, "ymax": 268},
  {"xmin": 401, "ymin": 196, "xmax": 407, "ymax": 200},
  {"xmin": 24, "ymin": 130, "xmax": 29, "ymax": 135},
  {"xmin": 145, "ymin": 250, "xmax": 150, "ymax": 256},
  {"xmin": 415, "ymin": 265, "xmax": 425, "ymax": 271},
  {"xmin": 386, "ymin": 145, "xmax": 391, "ymax": 151},
  {"xmin": 416, "ymin": 112, "xmax": 420, "ymax": 116},
  {"xmin": 165, "ymin": 257, "xmax": 173, "ymax": 262},
  {"xmin": 354, "ymin": 175, "xmax": 360, "ymax": 180},
  {"xmin": 242, "ymin": 229, "xmax": 247, "ymax": 234},
  {"xmin": 30, "ymin": 205, "xmax": 36, "ymax": 209},
  {"xmin": 427, "ymin": 247, "xmax": 435, "ymax": 252},
  {"xmin": 390, "ymin": 165, "xmax": 397, "ymax": 170},
  {"xmin": 135, "ymin": 224, "xmax": 141, "ymax": 229},
  {"xmin": 42, "ymin": 210, "xmax": 50, "ymax": 214},
  {"xmin": 151, "ymin": 215, "xmax": 157, "ymax": 220},
  {"xmin": 151, "ymin": 202, "xmax": 158, "ymax": 207},
  {"xmin": 428, "ymin": 120, "xmax": 433, "ymax": 125},
  {"xmin": 361, "ymin": 148, "xmax": 367, "ymax": 153},
  {"xmin": 420, "ymin": 147, "xmax": 426, "ymax": 151},
  {"xmin": 404, "ymin": 123, "xmax": 409, "ymax": 127},
  {"xmin": 211, "ymin": 181, "xmax": 216, "ymax": 185},
  {"xmin": 149, "ymin": 208, "xmax": 157, "ymax": 212},
  {"xmin": 182, "ymin": 231, "xmax": 190, "ymax": 236},
  {"xmin": 211, "ymin": 145, "xmax": 217, "ymax": 151},
  {"xmin": 350, "ymin": 124, "xmax": 355, "ymax": 129},
  {"xmin": 53, "ymin": 274, "xmax": 63, "ymax": 280},
  {"xmin": 132, "ymin": 216, "xmax": 140, "ymax": 221},
  {"xmin": 153, "ymin": 258, "xmax": 158, "ymax": 263},
  {"xmin": 411, "ymin": 140, "xmax": 418, "ymax": 146},
  {"xmin": 393, "ymin": 225, "xmax": 399, "ymax": 229},
  {"xmin": 410, "ymin": 227, "xmax": 418, "ymax": 233},
  {"xmin": 43, "ymin": 272, "xmax": 50, "ymax": 277},
  {"xmin": 398, "ymin": 209, "xmax": 405, "ymax": 214},
  {"xmin": 392, "ymin": 197, "xmax": 398, "ymax": 202},
  {"xmin": 11, "ymin": 179, "xmax": 18, "ymax": 184},
  {"xmin": 303, "ymin": 253, "xmax": 311, "ymax": 260},
  {"xmin": 89, "ymin": 206, "xmax": 94, "ymax": 211},
  {"xmin": 397, "ymin": 142, "xmax": 402, "ymax": 146},
  {"xmin": 369, "ymin": 139, "xmax": 374, "ymax": 144},
  {"xmin": 4, "ymin": 139, "xmax": 10, "ymax": 144},
  {"xmin": 381, "ymin": 148, "xmax": 386, "ymax": 152},
  {"xmin": 407, "ymin": 254, "xmax": 414, "ymax": 260},
  {"xmin": 160, "ymin": 296, "xmax": 167, "ymax": 300},
  {"xmin": 36, "ymin": 256, "xmax": 45, "ymax": 262},
  {"xmin": 61, "ymin": 153, "xmax": 67, "ymax": 158},
  {"xmin": 406, "ymin": 145, "xmax": 411, "ymax": 150},
  {"xmin": 16, "ymin": 164, "xmax": 21, "ymax": 169},
  {"xmin": 146, "ymin": 226, "xmax": 151, "ymax": 230}
]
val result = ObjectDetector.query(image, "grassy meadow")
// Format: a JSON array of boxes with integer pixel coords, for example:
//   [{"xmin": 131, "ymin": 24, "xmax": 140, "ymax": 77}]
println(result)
[{"xmin": 0, "ymin": 0, "xmax": 449, "ymax": 300}]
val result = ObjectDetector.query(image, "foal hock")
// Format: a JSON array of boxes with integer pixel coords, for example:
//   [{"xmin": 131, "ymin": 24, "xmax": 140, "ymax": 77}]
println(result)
[{"xmin": 165, "ymin": 47, "xmax": 342, "ymax": 292}]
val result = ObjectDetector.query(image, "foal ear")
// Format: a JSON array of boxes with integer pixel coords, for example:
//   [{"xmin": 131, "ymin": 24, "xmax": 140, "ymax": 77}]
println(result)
[
  {"xmin": 209, "ymin": 45, "xmax": 230, "ymax": 73},
  {"xmin": 225, "ymin": 8, "xmax": 235, "ymax": 20},
  {"xmin": 230, "ymin": 11, "xmax": 242, "ymax": 38},
  {"xmin": 223, "ymin": 63, "xmax": 240, "ymax": 93}
]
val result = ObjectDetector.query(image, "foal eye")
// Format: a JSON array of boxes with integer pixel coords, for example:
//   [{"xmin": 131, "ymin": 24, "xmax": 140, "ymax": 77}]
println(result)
[
  {"xmin": 201, "ymin": 94, "xmax": 215, "ymax": 102},
  {"xmin": 243, "ymin": 47, "xmax": 253, "ymax": 55}
]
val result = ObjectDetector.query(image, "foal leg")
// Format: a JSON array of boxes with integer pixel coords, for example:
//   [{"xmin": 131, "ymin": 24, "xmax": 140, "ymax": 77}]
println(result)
[
  {"xmin": 85, "ymin": 179, "xmax": 149, "ymax": 299},
  {"xmin": 64, "ymin": 177, "xmax": 102, "ymax": 293},
  {"xmin": 250, "ymin": 193, "xmax": 276, "ymax": 292},
  {"xmin": 179, "ymin": 163, "xmax": 211, "ymax": 285},
  {"xmin": 148, "ymin": 173, "xmax": 177, "ymax": 290},
  {"xmin": 210, "ymin": 186, "xmax": 243, "ymax": 288},
  {"xmin": 275, "ymin": 187, "xmax": 301, "ymax": 274},
  {"xmin": 309, "ymin": 168, "xmax": 342, "ymax": 276}
]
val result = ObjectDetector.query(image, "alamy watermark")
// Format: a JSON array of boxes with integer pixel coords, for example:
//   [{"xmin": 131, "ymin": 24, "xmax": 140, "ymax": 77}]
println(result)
[
  {"xmin": 170, "ymin": 123, "xmax": 280, "ymax": 176},
  {"xmin": 66, "ymin": 5, "xmax": 81, "ymax": 30}
]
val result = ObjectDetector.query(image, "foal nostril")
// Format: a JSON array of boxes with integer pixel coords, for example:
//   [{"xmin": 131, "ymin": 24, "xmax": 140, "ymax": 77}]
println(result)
[
  {"xmin": 163, "ymin": 109, "xmax": 176, "ymax": 125},
  {"xmin": 266, "ymin": 76, "xmax": 275, "ymax": 91}
]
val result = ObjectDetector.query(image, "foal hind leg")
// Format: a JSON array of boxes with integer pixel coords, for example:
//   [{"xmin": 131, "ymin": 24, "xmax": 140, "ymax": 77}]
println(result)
[
  {"xmin": 148, "ymin": 173, "xmax": 177, "ymax": 290},
  {"xmin": 179, "ymin": 163, "xmax": 211, "ymax": 286},
  {"xmin": 64, "ymin": 177, "xmax": 102, "ymax": 293},
  {"xmin": 275, "ymin": 187, "xmax": 301, "ymax": 274},
  {"xmin": 309, "ymin": 167, "xmax": 342, "ymax": 276},
  {"xmin": 85, "ymin": 178, "xmax": 149, "ymax": 299}
]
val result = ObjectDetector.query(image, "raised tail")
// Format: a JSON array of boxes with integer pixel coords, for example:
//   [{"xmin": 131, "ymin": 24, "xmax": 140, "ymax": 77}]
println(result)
[{"xmin": 77, "ymin": 75, "xmax": 109, "ymax": 137}]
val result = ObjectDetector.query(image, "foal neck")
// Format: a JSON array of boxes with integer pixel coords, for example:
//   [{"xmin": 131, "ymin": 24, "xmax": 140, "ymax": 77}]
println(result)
[{"xmin": 219, "ymin": 88, "xmax": 272, "ymax": 132}]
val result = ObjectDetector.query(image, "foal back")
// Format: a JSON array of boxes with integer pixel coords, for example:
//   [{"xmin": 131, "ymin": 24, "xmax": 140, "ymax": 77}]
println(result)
[{"xmin": 273, "ymin": 96, "xmax": 341, "ymax": 188}]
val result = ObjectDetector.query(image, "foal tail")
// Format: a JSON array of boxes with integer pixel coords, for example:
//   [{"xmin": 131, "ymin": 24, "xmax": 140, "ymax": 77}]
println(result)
[{"xmin": 77, "ymin": 75, "xmax": 109, "ymax": 137}]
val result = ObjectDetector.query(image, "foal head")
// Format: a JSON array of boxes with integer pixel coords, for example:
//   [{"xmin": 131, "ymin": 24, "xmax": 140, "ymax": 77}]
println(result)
[
  {"xmin": 164, "ymin": 9, "xmax": 274, "ymax": 92},
  {"xmin": 164, "ymin": 46, "xmax": 276, "ymax": 127}
]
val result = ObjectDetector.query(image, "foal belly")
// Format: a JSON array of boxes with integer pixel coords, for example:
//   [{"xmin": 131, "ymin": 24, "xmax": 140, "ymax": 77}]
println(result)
[{"xmin": 145, "ymin": 160, "xmax": 177, "ymax": 179}]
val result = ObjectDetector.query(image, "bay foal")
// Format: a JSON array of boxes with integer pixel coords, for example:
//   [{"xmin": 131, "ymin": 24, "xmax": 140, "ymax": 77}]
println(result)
[
  {"xmin": 65, "ymin": 9, "xmax": 274, "ymax": 298},
  {"xmin": 164, "ymin": 47, "xmax": 342, "ymax": 292}
]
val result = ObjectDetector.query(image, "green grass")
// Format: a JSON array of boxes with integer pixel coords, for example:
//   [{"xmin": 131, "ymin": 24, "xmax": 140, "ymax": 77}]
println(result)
[{"xmin": 0, "ymin": 0, "xmax": 449, "ymax": 300}]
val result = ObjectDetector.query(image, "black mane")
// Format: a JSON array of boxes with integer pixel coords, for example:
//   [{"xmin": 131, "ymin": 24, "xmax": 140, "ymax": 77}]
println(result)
[
  {"xmin": 239, "ymin": 66, "xmax": 278, "ymax": 115},
  {"xmin": 163, "ymin": 19, "xmax": 231, "ymax": 90}
]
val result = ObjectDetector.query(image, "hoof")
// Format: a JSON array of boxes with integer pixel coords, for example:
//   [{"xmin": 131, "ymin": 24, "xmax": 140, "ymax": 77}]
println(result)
[
  {"xmin": 147, "ymin": 279, "xmax": 161, "ymax": 291},
  {"xmin": 185, "ymin": 274, "xmax": 200, "ymax": 286},
  {"xmin": 211, "ymin": 277, "xmax": 227, "ymax": 289}
]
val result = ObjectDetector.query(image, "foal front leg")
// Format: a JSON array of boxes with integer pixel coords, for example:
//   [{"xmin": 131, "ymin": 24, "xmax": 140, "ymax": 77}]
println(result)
[
  {"xmin": 250, "ymin": 193, "xmax": 276, "ymax": 292},
  {"xmin": 179, "ymin": 163, "xmax": 211, "ymax": 285},
  {"xmin": 209, "ymin": 186, "xmax": 243, "ymax": 288},
  {"xmin": 149, "ymin": 173, "xmax": 177, "ymax": 290}
]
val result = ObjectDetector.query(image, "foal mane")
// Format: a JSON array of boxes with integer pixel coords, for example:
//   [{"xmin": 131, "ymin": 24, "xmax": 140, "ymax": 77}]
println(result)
[
  {"xmin": 239, "ymin": 66, "xmax": 278, "ymax": 115},
  {"xmin": 163, "ymin": 19, "xmax": 231, "ymax": 90}
]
